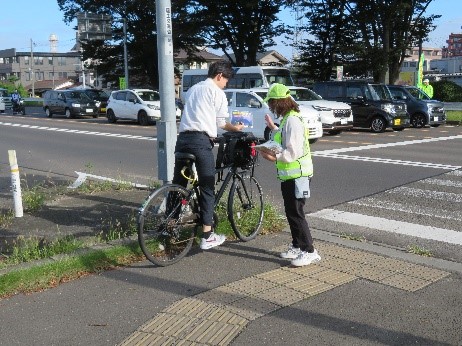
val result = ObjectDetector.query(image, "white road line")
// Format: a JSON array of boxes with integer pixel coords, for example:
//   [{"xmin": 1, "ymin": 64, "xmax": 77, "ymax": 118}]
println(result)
[
  {"xmin": 312, "ymin": 153, "xmax": 461, "ymax": 170},
  {"xmin": 388, "ymin": 186, "xmax": 462, "ymax": 203},
  {"xmin": 310, "ymin": 208, "xmax": 462, "ymax": 245},
  {"xmin": 0, "ymin": 121, "xmax": 156, "ymax": 141},
  {"xmin": 313, "ymin": 135, "xmax": 462, "ymax": 155},
  {"xmin": 348, "ymin": 197, "xmax": 462, "ymax": 221},
  {"xmin": 421, "ymin": 178, "xmax": 462, "ymax": 188}
]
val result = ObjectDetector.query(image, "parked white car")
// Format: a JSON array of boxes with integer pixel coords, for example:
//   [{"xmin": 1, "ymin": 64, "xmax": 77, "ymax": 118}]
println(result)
[
  {"xmin": 222, "ymin": 89, "xmax": 323, "ymax": 143},
  {"xmin": 253, "ymin": 86, "xmax": 353, "ymax": 135},
  {"xmin": 106, "ymin": 89, "xmax": 161, "ymax": 125}
]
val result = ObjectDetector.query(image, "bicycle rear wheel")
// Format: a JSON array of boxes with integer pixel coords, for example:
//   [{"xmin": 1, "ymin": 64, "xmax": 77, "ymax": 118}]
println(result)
[
  {"xmin": 228, "ymin": 174, "xmax": 264, "ymax": 241},
  {"xmin": 138, "ymin": 184, "xmax": 197, "ymax": 266}
]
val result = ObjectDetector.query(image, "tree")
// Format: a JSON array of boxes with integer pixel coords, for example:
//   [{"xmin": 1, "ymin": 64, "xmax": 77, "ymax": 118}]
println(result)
[
  {"xmin": 57, "ymin": 0, "xmax": 205, "ymax": 88},
  {"xmin": 290, "ymin": 0, "xmax": 440, "ymax": 83},
  {"xmin": 186, "ymin": 0, "xmax": 289, "ymax": 66},
  {"xmin": 289, "ymin": 0, "xmax": 359, "ymax": 81}
]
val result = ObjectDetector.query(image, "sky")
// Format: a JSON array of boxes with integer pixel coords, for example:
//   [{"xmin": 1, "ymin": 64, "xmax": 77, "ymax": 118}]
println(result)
[{"xmin": 1, "ymin": 0, "xmax": 461, "ymax": 60}]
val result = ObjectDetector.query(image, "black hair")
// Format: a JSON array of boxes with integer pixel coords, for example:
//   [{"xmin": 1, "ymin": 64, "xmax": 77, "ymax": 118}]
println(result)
[{"xmin": 208, "ymin": 60, "xmax": 234, "ymax": 79}]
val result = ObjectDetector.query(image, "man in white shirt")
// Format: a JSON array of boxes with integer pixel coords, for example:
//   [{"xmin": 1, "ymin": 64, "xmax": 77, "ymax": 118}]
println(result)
[{"xmin": 174, "ymin": 60, "xmax": 244, "ymax": 250}]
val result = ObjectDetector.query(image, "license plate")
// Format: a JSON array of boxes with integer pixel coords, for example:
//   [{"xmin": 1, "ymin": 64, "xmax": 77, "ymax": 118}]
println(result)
[
  {"xmin": 340, "ymin": 118, "xmax": 347, "ymax": 124},
  {"xmin": 86, "ymin": 109, "xmax": 93, "ymax": 113},
  {"xmin": 100, "ymin": 108, "xmax": 106, "ymax": 113},
  {"xmin": 434, "ymin": 116, "xmax": 438, "ymax": 122},
  {"xmin": 394, "ymin": 119, "xmax": 401, "ymax": 125}
]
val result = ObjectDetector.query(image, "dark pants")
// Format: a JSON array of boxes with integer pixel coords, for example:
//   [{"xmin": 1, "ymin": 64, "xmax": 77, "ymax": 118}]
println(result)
[
  {"xmin": 281, "ymin": 179, "xmax": 314, "ymax": 253},
  {"xmin": 173, "ymin": 132, "xmax": 215, "ymax": 226}
]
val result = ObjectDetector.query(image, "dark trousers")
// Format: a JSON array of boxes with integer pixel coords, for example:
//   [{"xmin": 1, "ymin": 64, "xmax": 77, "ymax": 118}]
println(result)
[
  {"xmin": 173, "ymin": 132, "xmax": 215, "ymax": 226},
  {"xmin": 281, "ymin": 179, "xmax": 314, "ymax": 252}
]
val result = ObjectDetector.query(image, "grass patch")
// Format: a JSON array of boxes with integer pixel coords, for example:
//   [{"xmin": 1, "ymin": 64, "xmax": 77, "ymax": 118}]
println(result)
[
  {"xmin": 0, "ymin": 243, "xmax": 144, "ymax": 299},
  {"xmin": 340, "ymin": 232, "xmax": 366, "ymax": 242},
  {"xmin": 446, "ymin": 110, "xmax": 462, "ymax": 123},
  {"xmin": 0, "ymin": 209, "xmax": 14, "ymax": 228},
  {"xmin": 0, "ymin": 202, "xmax": 286, "ymax": 298},
  {"xmin": 407, "ymin": 245, "xmax": 433, "ymax": 257},
  {"xmin": 0, "ymin": 235, "xmax": 84, "ymax": 268},
  {"xmin": 76, "ymin": 179, "xmax": 134, "ymax": 194}
]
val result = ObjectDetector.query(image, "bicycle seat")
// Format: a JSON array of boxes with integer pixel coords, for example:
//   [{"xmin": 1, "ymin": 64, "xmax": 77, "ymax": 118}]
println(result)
[{"xmin": 175, "ymin": 152, "xmax": 196, "ymax": 161}]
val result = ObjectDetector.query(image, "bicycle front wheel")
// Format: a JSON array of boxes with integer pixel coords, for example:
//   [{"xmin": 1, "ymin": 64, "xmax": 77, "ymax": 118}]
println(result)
[
  {"xmin": 138, "ymin": 184, "xmax": 197, "ymax": 266},
  {"xmin": 228, "ymin": 174, "xmax": 264, "ymax": 241}
]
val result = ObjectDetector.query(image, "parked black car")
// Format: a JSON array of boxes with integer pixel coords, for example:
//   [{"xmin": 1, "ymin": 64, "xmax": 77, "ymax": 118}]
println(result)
[
  {"xmin": 67, "ymin": 88, "xmax": 109, "ymax": 115},
  {"xmin": 387, "ymin": 85, "xmax": 446, "ymax": 128},
  {"xmin": 313, "ymin": 81, "xmax": 410, "ymax": 133},
  {"xmin": 42, "ymin": 90, "xmax": 99, "ymax": 118}
]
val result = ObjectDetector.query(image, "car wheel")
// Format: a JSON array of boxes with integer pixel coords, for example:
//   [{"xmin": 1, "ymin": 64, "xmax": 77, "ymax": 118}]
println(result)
[
  {"xmin": 370, "ymin": 117, "xmax": 386, "ymax": 133},
  {"xmin": 411, "ymin": 114, "xmax": 426, "ymax": 128},
  {"xmin": 138, "ymin": 111, "xmax": 149, "ymax": 126},
  {"xmin": 430, "ymin": 124, "xmax": 441, "ymax": 128},
  {"xmin": 45, "ymin": 107, "xmax": 52, "ymax": 118},
  {"xmin": 65, "ymin": 108, "xmax": 73, "ymax": 118},
  {"xmin": 107, "ymin": 109, "xmax": 117, "ymax": 123}
]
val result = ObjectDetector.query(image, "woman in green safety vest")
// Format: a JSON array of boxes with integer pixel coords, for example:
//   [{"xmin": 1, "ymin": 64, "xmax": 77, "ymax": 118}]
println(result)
[{"xmin": 260, "ymin": 83, "xmax": 321, "ymax": 267}]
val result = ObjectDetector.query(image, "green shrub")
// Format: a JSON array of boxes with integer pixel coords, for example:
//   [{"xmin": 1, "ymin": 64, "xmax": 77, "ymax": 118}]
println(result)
[{"xmin": 432, "ymin": 80, "xmax": 462, "ymax": 102}]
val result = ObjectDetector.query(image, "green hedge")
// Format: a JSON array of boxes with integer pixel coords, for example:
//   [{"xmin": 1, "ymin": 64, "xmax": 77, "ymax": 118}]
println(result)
[{"xmin": 432, "ymin": 80, "xmax": 462, "ymax": 102}]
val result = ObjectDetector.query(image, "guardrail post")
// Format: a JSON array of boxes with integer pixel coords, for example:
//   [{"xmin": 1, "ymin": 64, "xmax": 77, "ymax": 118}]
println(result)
[{"xmin": 8, "ymin": 150, "xmax": 24, "ymax": 217}]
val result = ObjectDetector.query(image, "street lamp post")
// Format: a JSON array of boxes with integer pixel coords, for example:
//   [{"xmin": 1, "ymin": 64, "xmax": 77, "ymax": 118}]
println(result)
[{"xmin": 123, "ymin": 18, "xmax": 129, "ymax": 89}]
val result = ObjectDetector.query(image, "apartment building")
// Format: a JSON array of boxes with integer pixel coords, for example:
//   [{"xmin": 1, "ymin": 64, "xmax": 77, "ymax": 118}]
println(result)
[{"xmin": 0, "ymin": 48, "xmax": 81, "ymax": 96}]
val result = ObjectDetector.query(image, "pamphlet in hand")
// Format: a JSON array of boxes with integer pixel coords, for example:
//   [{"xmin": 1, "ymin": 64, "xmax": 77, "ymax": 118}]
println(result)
[{"xmin": 254, "ymin": 140, "xmax": 283, "ymax": 155}]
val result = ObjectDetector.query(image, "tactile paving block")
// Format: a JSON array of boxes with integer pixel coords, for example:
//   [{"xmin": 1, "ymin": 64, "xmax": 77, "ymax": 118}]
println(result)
[
  {"xmin": 182, "ymin": 319, "xmax": 245, "ymax": 345},
  {"xmin": 256, "ymin": 268, "xmax": 304, "ymax": 284},
  {"xmin": 194, "ymin": 286, "xmax": 244, "ymax": 305},
  {"xmin": 284, "ymin": 277, "xmax": 334, "ymax": 296},
  {"xmin": 253, "ymin": 285, "xmax": 309, "ymax": 306},
  {"xmin": 224, "ymin": 276, "xmax": 278, "ymax": 295},
  {"xmin": 139, "ymin": 313, "xmax": 197, "ymax": 337},
  {"xmin": 379, "ymin": 273, "xmax": 432, "ymax": 292},
  {"xmin": 225, "ymin": 296, "xmax": 281, "ymax": 320},
  {"xmin": 399, "ymin": 264, "xmax": 451, "ymax": 281}
]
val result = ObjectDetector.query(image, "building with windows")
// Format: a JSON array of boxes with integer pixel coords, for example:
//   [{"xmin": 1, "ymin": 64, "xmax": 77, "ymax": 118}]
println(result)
[
  {"xmin": 0, "ymin": 48, "xmax": 81, "ymax": 96},
  {"xmin": 400, "ymin": 46, "xmax": 443, "ymax": 73},
  {"xmin": 443, "ymin": 33, "xmax": 462, "ymax": 58}
]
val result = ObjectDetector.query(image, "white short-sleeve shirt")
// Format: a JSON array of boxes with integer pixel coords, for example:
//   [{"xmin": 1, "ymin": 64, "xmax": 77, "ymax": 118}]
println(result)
[{"xmin": 179, "ymin": 78, "xmax": 229, "ymax": 138}]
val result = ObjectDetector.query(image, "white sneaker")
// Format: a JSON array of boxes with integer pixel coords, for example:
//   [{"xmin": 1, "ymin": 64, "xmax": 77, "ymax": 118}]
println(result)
[
  {"xmin": 291, "ymin": 249, "xmax": 321, "ymax": 267},
  {"xmin": 200, "ymin": 232, "xmax": 226, "ymax": 250},
  {"xmin": 280, "ymin": 244, "xmax": 301, "ymax": 259}
]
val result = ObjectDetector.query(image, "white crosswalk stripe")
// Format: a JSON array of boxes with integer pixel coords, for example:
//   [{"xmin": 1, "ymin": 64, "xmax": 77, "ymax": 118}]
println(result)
[{"xmin": 309, "ymin": 169, "xmax": 462, "ymax": 246}]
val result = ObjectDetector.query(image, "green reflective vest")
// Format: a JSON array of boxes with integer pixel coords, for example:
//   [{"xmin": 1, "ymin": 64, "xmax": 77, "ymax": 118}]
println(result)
[{"xmin": 273, "ymin": 111, "xmax": 313, "ymax": 181}]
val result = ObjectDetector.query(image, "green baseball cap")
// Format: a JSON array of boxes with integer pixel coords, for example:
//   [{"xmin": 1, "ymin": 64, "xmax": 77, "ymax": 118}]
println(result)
[{"xmin": 263, "ymin": 83, "xmax": 291, "ymax": 102}]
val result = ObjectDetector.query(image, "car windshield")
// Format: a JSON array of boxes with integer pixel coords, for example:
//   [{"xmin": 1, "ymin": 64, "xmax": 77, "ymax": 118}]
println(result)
[
  {"xmin": 137, "ymin": 91, "xmax": 160, "ymax": 101},
  {"xmin": 67, "ymin": 91, "xmax": 91, "ymax": 101},
  {"xmin": 368, "ymin": 84, "xmax": 393, "ymax": 101},
  {"xmin": 86, "ymin": 89, "xmax": 109, "ymax": 100},
  {"xmin": 289, "ymin": 88, "xmax": 322, "ymax": 101},
  {"xmin": 407, "ymin": 87, "xmax": 431, "ymax": 100}
]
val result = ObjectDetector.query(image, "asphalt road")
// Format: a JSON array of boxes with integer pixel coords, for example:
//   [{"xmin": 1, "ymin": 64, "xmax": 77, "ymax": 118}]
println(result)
[{"xmin": 1, "ymin": 108, "xmax": 461, "ymax": 262}]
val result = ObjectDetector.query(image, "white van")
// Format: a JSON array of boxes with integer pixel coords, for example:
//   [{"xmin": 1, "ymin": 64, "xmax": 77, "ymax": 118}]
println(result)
[
  {"xmin": 221, "ymin": 89, "xmax": 323, "ymax": 143},
  {"xmin": 181, "ymin": 66, "xmax": 295, "ymax": 102},
  {"xmin": 253, "ymin": 86, "xmax": 353, "ymax": 135}
]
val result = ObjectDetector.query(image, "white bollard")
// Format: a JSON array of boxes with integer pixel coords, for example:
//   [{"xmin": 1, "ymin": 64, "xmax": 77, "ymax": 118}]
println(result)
[{"xmin": 8, "ymin": 150, "xmax": 23, "ymax": 217}]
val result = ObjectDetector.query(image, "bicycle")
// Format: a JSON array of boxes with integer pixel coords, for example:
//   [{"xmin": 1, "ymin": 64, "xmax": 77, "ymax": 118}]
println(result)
[{"xmin": 138, "ymin": 133, "xmax": 264, "ymax": 266}]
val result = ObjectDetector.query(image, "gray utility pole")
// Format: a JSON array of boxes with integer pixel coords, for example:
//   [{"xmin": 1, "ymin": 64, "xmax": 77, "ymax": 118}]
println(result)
[
  {"xmin": 156, "ymin": 0, "xmax": 177, "ymax": 183},
  {"xmin": 30, "ymin": 39, "xmax": 35, "ymax": 97}
]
